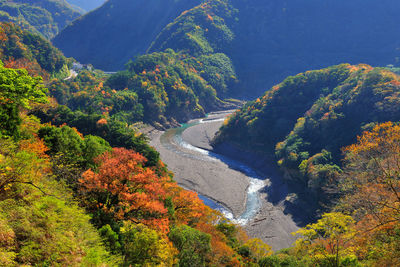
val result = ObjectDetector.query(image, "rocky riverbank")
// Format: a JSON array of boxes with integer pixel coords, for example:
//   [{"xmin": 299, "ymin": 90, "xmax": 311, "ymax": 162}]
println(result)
[{"xmin": 149, "ymin": 111, "xmax": 300, "ymax": 250}]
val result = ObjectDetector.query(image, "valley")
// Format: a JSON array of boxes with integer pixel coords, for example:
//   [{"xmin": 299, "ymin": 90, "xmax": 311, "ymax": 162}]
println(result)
[
  {"xmin": 1, "ymin": 0, "xmax": 400, "ymax": 265},
  {"xmin": 150, "ymin": 110, "xmax": 299, "ymax": 250}
]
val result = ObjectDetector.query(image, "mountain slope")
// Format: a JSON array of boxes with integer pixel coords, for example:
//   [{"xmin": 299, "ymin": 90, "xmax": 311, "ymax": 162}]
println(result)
[
  {"xmin": 0, "ymin": 61, "xmax": 264, "ymax": 265},
  {"xmin": 53, "ymin": 0, "xmax": 202, "ymax": 70},
  {"xmin": 214, "ymin": 64, "xmax": 400, "ymax": 201},
  {"xmin": 151, "ymin": 0, "xmax": 400, "ymax": 97},
  {"xmin": 0, "ymin": 22, "xmax": 68, "ymax": 79},
  {"xmin": 54, "ymin": 0, "xmax": 400, "ymax": 97},
  {"xmin": 0, "ymin": 0, "xmax": 81, "ymax": 39}
]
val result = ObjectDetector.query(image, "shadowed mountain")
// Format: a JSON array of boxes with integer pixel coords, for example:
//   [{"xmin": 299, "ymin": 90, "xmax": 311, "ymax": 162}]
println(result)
[
  {"xmin": 53, "ymin": 0, "xmax": 202, "ymax": 70},
  {"xmin": 54, "ymin": 0, "xmax": 400, "ymax": 97}
]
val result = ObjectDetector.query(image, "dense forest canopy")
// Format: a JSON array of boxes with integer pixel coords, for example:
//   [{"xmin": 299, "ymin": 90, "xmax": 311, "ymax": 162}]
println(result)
[
  {"xmin": 0, "ymin": 22, "xmax": 69, "ymax": 80},
  {"xmin": 0, "ymin": 37, "xmax": 268, "ymax": 266},
  {"xmin": 215, "ymin": 64, "xmax": 400, "ymax": 207},
  {"xmin": 0, "ymin": 0, "xmax": 399, "ymax": 265},
  {"xmin": 0, "ymin": 0, "xmax": 81, "ymax": 39},
  {"xmin": 54, "ymin": 0, "xmax": 400, "ymax": 97},
  {"xmin": 0, "ymin": 22, "xmax": 274, "ymax": 266}
]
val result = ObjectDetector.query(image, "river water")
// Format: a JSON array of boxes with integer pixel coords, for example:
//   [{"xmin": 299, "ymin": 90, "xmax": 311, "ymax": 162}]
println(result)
[{"xmin": 160, "ymin": 116, "xmax": 265, "ymax": 225}]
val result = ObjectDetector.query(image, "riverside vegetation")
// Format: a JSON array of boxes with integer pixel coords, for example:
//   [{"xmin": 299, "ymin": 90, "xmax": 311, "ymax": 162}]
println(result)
[
  {"xmin": 0, "ymin": 24, "xmax": 271, "ymax": 266},
  {"xmin": 0, "ymin": 0, "xmax": 400, "ymax": 265},
  {"xmin": 215, "ymin": 65, "xmax": 400, "ymax": 265}
]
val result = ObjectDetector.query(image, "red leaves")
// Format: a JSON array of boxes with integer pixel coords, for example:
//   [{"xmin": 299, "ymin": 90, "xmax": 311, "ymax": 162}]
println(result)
[
  {"xmin": 165, "ymin": 184, "xmax": 206, "ymax": 224},
  {"xmin": 79, "ymin": 147, "xmax": 231, "ymax": 236},
  {"xmin": 79, "ymin": 148, "xmax": 169, "ymax": 232}
]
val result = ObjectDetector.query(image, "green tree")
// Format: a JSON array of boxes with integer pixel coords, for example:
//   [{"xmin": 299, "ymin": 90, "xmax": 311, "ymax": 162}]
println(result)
[
  {"xmin": 38, "ymin": 125, "xmax": 111, "ymax": 168},
  {"xmin": 0, "ymin": 61, "xmax": 47, "ymax": 138},
  {"xmin": 120, "ymin": 222, "xmax": 175, "ymax": 266},
  {"xmin": 294, "ymin": 212, "xmax": 356, "ymax": 267},
  {"xmin": 169, "ymin": 225, "xmax": 211, "ymax": 267}
]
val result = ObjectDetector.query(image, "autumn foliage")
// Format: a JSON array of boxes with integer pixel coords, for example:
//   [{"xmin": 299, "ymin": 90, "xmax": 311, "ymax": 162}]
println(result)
[
  {"xmin": 342, "ymin": 122, "xmax": 400, "ymax": 229},
  {"xmin": 336, "ymin": 122, "xmax": 400, "ymax": 265},
  {"xmin": 80, "ymin": 147, "xmax": 170, "ymax": 233},
  {"xmin": 288, "ymin": 123, "xmax": 400, "ymax": 266}
]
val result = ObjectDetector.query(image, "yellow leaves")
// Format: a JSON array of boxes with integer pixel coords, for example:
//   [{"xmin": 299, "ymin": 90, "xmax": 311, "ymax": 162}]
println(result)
[
  {"xmin": 341, "ymin": 122, "xmax": 400, "ymax": 248},
  {"xmin": 294, "ymin": 117, "xmax": 306, "ymax": 130},
  {"xmin": 0, "ymin": 215, "xmax": 16, "ymax": 266},
  {"xmin": 222, "ymin": 117, "xmax": 230, "ymax": 126},
  {"xmin": 244, "ymin": 238, "xmax": 272, "ymax": 260},
  {"xmin": 134, "ymin": 132, "xmax": 143, "ymax": 138},
  {"xmin": 0, "ymin": 139, "xmax": 51, "ymax": 198},
  {"xmin": 344, "ymin": 121, "xmax": 400, "ymax": 155},
  {"xmin": 293, "ymin": 212, "xmax": 356, "ymax": 264},
  {"xmin": 346, "ymin": 64, "xmax": 373, "ymax": 74},
  {"xmin": 121, "ymin": 222, "xmax": 177, "ymax": 266},
  {"xmin": 93, "ymin": 81, "xmax": 104, "ymax": 92},
  {"xmin": 141, "ymin": 81, "xmax": 148, "ymax": 88},
  {"xmin": 246, "ymin": 117, "xmax": 257, "ymax": 127}
]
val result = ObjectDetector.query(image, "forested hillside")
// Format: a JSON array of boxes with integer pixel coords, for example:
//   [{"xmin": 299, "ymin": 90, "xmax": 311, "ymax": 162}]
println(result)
[
  {"xmin": 54, "ymin": 0, "xmax": 400, "ymax": 97},
  {"xmin": 1, "ymin": 0, "xmax": 400, "ymax": 265},
  {"xmin": 215, "ymin": 64, "xmax": 400, "ymax": 203},
  {"xmin": 53, "ymin": 0, "xmax": 203, "ymax": 70},
  {"xmin": 210, "ymin": 65, "xmax": 400, "ymax": 265},
  {"xmin": 45, "ymin": 49, "xmax": 238, "ymax": 128},
  {"xmin": 0, "ymin": 22, "xmax": 69, "ymax": 79},
  {"xmin": 0, "ymin": 35, "xmax": 269, "ymax": 267},
  {"xmin": 0, "ymin": 22, "xmax": 234, "ymax": 128},
  {"xmin": 0, "ymin": 0, "xmax": 81, "ymax": 39},
  {"xmin": 2, "ymin": 56, "xmax": 400, "ymax": 265}
]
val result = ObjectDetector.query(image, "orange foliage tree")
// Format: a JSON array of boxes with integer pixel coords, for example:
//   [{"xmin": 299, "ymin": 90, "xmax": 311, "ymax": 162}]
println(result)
[
  {"xmin": 4, "ymin": 57, "xmax": 49, "ymax": 80},
  {"xmin": 339, "ymin": 122, "xmax": 400, "ymax": 264},
  {"xmin": 79, "ymin": 147, "xmax": 170, "ymax": 233},
  {"xmin": 164, "ymin": 182, "xmax": 206, "ymax": 225},
  {"xmin": 341, "ymin": 122, "xmax": 400, "ymax": 229}
]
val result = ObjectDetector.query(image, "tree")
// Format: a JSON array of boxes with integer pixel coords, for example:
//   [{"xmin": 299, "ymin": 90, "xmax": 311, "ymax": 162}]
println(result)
[
  {"xmin": 79, "ymin": 147, "xmax": 170, "ymax": 232},
  {"xmin": 294, "ymin": 212, "xmax": 356, "ymax": 267},
  {"xmin": 0, "ymin": 61, "xmax": 47, "ymax": 138},
  {"xmin": 0, "ymin": 139, "xmax": 49, "ymax": 198},
  {"xmin": 340, "ymin": 122, "xmax": 400, "ymax": 230},
  {"xmin": 168, "ymin": 225, "xmax": 211, "ymax": 267},
  {"xmin": 338, "ymin": 122, "xmax": 400, "ymax": 265},
  {"xmin": 243, "ymin": 238, "xmax": 273, "ymax": 260},
  {"xmin": 120, "ymin": 222, "xmax": 176, "ymax": 266},
  {"xmin": 38, "ymin": 125, "xmax": 111, "ymax": 168},
  {"xmin": 164, "ymin": 183, "xmax": 206, "ymax": 225}
]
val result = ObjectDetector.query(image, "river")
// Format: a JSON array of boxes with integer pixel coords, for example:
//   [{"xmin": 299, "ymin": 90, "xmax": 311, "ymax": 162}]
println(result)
[
  {"xmin": 150, "ymin": 111, "xmax": 300, "ymax": 250},
  {"xmin": 160, "ymin": 116, "xmax": 265, "ymax": 225}
]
